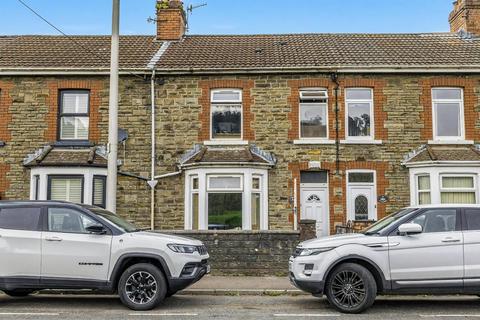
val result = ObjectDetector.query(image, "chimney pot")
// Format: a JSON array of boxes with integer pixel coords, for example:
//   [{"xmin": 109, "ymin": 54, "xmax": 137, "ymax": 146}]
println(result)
[{"xmin": 156, "ymin": 0, "xmax": 186, "ymax": 41}]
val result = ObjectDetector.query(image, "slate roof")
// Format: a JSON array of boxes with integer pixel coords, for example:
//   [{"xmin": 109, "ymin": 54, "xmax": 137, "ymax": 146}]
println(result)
[
  {"xmin": 1, "ymin": 33, "xmax": 480, "ymax": 73},
  {"xmin": 23, "ymin": 145, "xmax": 107, "ymax": 167},
  {"xmin": 403, "ymin": 145, "xmax": 480, "ymax": 165},
  {"xmin": 0, "ymin": 35, "xmax": 162, "ymax": 70},
  {"xmin": 180, "ymin": 146, "xmax": 276, "ymax": 167}
]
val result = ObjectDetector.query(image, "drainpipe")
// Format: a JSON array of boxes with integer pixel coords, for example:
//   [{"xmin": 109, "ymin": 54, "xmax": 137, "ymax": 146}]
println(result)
[
  {"xmin": 293, "ymin": 178, "xmax": 298, "ymax": 231},
  {"xmin": 148, "ymin": 70, "xmax": 158, "ymax": 230},
  {"xmin": 331, "ymin": 72, "xmax": 340, "ymax": 175}
]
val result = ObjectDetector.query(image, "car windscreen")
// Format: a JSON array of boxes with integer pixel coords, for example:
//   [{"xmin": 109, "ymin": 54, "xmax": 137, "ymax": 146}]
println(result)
[
  {"xmin": 87, "ymin": 207, "xmax": 139, "ymax": 233},
  {"xmin": 363, "ymin": 208, "xmax": 418, "ymax": 235}
]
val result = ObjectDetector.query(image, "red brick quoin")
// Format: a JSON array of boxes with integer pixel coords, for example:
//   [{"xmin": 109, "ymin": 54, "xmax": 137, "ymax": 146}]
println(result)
[{"xmin": 0, "ymin": 80, "xmax": 13, "ymax": 200}]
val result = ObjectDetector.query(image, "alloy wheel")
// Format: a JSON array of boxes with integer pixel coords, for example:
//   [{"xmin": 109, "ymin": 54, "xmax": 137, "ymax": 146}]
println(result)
[
  {"xmin": 331, "ymin": 270, "xmax": 366, "ymax": 309},
  {"xmin": 125, "ymin": 271, "xmax": 158, "ymax": 305}
]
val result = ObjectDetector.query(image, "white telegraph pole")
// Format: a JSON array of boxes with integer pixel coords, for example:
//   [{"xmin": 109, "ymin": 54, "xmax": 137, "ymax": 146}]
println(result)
[{"xmin": 106, "ymin": 0, "xmax": 120, "ymax": 212}]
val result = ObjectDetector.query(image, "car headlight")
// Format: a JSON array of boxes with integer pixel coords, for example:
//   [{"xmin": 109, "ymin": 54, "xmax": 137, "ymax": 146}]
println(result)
[
  {"xmin": 299, "ymin": 247, "xmax": 335, "ymax": 256},
  {"xmin": 167, "ymin": 244, "xmax": 198, "ymax": 254}
]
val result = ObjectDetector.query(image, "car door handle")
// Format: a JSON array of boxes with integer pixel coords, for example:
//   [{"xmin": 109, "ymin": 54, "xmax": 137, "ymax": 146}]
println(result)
[
  {"xmin": 45, "ymin": 236, "xmax": 62, "ymax": 242},
  {"xmin": 442, "ymin": 237, "xmax": 461, "ymax": 243}
]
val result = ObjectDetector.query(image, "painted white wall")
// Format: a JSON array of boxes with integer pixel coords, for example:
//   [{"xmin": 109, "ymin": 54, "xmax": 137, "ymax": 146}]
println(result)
[{"xmin": 30, "ymin": 167, "xmax": 107, "ymax": 205}]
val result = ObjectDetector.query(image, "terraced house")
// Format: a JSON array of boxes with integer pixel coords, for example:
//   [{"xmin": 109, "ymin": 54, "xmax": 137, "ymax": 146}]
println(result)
[{"xmin": 1, "ymin": 0, "xmax": 480, "ymax": 257}]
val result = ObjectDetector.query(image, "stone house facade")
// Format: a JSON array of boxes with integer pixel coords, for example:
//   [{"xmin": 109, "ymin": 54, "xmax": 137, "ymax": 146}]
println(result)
[{"xmin": 1, "ymin": 0, "xmax": 480, "ymax": 241}]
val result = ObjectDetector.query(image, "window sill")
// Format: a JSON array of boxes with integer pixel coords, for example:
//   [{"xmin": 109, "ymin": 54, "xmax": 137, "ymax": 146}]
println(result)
[
  {"xmin": 203, "ymin": 140, "xmax": 249, "ymax": 146},
  {"xmin": 293, "ymin": 139, "xmax": 336, "ymax": 145},
  {"xmin": 428, "ymin": 140, "xmax": 474, "ymax": 145},
  {"xmin": 340, "ymin": 140, "xmax": 383, "ymax": 145}
]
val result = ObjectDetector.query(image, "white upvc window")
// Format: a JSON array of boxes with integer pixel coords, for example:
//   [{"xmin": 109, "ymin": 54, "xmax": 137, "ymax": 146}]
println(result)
[
  {"xmin": 59, "ymin": 90, "xmax": 90, "ymax": 141},
  {"xmin": 432, "ymin": 88, "xmax": 465, "ymax": 142},
  {"xmin": 299, "ymin": 88, "xmax": 328, "ymax": 140},
  {"xmin": 185, "ymin": 168, "xmax": 268, "ymax": 231},
  {"xmin": 210, "ymin": 89, "xmax": 243, "ymax": 141},
  {"xmin": 440, "ymin": 174, "xmax": 476, "ymax": 204},
  {"xmin": 416, "ymin": 174, "xmax": 431, "ymax": 205},
  {"xmin": 345, "ymin": 88, "xmax": 374, "ymax": 141}
]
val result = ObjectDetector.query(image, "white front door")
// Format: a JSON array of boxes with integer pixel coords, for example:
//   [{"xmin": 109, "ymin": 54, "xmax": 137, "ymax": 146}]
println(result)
[
  {"xmin": 300, "ymin": 187, "xmax": 329, "ymax": 237},
  {"xmin": 347, "ymin": 186, "xmax": 376, "ymax": 221}
]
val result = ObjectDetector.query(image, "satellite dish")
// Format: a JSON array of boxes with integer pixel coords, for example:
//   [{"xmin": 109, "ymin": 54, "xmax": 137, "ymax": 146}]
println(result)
[{"xmin": 118, "ymin": 128, "xmax": 129, "ymax": 143}]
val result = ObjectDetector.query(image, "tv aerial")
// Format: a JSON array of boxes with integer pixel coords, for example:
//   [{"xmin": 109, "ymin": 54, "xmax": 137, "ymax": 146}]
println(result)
[{"xmin": 186, "ymin": 3, "xmax": 207, "ymax": 32}]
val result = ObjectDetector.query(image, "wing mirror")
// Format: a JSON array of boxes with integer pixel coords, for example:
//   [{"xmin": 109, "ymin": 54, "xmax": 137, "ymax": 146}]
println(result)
[
  {"xmin": 398, "ymin": 223, "xmax": 423, "ymax": 236},
  {"xmin": 85, "ymin": 224, "xmax": 107, "ymax": 235}
]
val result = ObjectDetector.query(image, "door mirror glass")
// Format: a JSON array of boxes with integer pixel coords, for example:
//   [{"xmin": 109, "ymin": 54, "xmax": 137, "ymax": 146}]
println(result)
[
  {"xmin": 398, "ymin": 223, "xmax": 423, "ymax": 235},
  {"xmin": 85, "ymin": 224, "xmax": 107, "ymax": 235}
]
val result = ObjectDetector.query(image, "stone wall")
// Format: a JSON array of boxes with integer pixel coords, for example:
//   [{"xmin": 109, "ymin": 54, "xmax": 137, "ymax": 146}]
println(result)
[{"xmin": 165, "ymin": 230, "xmax": 300, "ymax": 276}]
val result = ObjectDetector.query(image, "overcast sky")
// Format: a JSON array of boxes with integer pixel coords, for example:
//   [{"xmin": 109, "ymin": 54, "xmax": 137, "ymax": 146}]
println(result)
[{"xmin": 1, "ymin": 0, "xmax": 453, "ymax": 35}]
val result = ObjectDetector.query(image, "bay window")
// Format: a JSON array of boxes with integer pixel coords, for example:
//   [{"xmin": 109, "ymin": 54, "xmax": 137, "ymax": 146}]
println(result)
[
  {"xmin": 440, "ymin": 175, "xmax": 476, "ymax": 204},
  {"xmin": 48, "ymin": 176, "xmax": 84, "ymax": 203},
  {"xmin": 185, "ymin": 168, "xmax": 268, "ymax": 231},
  {"xmin": 211, "ymin": 89, "xmax": 242, "ymax": 140},
  {"xmin": 345, "ymin": 88, "xmax": 374, "ymax": 140},
  {"xmin": 432, "ymin": 88, "xmax": 464, "ymax": 142},
  {"xmin": 299, "ymin": 89, "xmax": 328, "ymax": 139},
  {"xmin": 59, "ymin": 90, "xmax": 90, "ymax": 141}
]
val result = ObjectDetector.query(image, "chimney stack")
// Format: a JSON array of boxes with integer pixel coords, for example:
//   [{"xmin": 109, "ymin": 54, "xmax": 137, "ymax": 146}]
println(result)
[
  {"xmin": 156, "ymin": 0, "xmax": 186, "ymax": 41},
  {"xmin": 449, "ymin": 0, "xmax": 480, "ymax": 35}
]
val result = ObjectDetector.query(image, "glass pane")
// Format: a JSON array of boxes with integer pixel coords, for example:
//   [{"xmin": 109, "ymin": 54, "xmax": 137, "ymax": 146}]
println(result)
[
  {"xmin": 418, "ymin": 176, "xmax": 430, "ymax": 190},
  {"xmin": 93, "ymin": 177, "xmax": 105, "ymax": 208},
  {"xmin": 347, "ymin": 103, "xmax": 371, "ymax": 137},
  {"xmin": 348, "ymin": 172, "xmax": 374, "ymax": 183},
  {"xmin": 442, "ymin": 176, "xmax": 474, "ymax": 188},
  {"xmin": 50, "ymin": 178, "xmax": 83, "ymax": 204},
  {"xmin": 208, "ymin": 176, "xmax": 242, "ymax": 190},
  {"xmin": 211, "ymin": 105, "xmax": 242, "ymax": 139},
  {"xmin": 252, "ymin": 177, "xmax": 260, "ymax": 190},
  {"xmin": 47, "ymin": 207, "xmax": 94, "ymax": 233},
  {"xmin": 346, "ymin": 89, "xmax": 372, "ymax": 100},
  {"xmin": 62, "ymin": 92, "xmax": 88, "ymax": 114},
  {"xmin": 441, "ymin": 192, "xmax": 476, "ymax": 204},
  {"xmin": 418, "ymin": 192, "xmax": 431, "ymax": 205},
  {"xmin": 212, "ymin": 90, "xmax": 241, "ymax": 102},
  {"xmin": 251, "ymin": 193, "xmax": 261, "ymax": 230},
  {"xmin": 60, "ymin": 117, "xmax": 76, "ymax": 139},
  {"xmin": 192, "ymin": 193, "xmax": 199, "ymax": 230},
  {"xmin": 300, "ymin": 104, "xmax": 327, "ymax": 138},
  {"xmin": 354, "ymin": 195, "xmax": 369, "ymax": 221},
  {"xmin": 465, "ymin": 209, "xmax": 480, "ymax": 231},
  {"xmin": 0, "ymin": 207, "xmax": 41, "ymax": 231},
  {"xmin": 436, "ymin": 103, "xmax": 460, "ymax": 137},
  {"xmin": 208, "ymin": 193, "xmax": 242, "ymax": 230},
  {"xmin": 432, "ymin": 88, "xmax": 462, "ymax": 100},
  {"xmin": 192, "ymin": 177, "xmax": 199, "ymax": 190},
  {"xmin": 412, "ymin": 209, "xmax": 457, "ymax": 233},
  {"xmin": 76, "ymin": 117, "xmax": 89, "ymax": 140},
  {"xmin": 300, "ymin": 171, "xmax": 328, "ymax": 184}
]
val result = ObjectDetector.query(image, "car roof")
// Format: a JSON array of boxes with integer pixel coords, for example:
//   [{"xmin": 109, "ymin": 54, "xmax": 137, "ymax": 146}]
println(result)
[{"xmin": 0, "ymin": 200, "xmax": 83, "ymax": 207}]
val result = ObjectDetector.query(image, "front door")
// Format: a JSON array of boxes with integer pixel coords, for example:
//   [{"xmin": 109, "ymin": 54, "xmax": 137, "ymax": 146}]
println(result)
[
  {"xmin": 300, "ymin": 187, "xmax": 328, "ymax": 237},
  {"xmin": 41, "ymin": 207, "xmax": 112, "ymax": 281},
  {"xmin": 388, "ymin": 208, "xmax": 464, "ymax": 288},
  {"xmin": 348, "ymin": 186, "xmax": 376, "ymax": 221}
]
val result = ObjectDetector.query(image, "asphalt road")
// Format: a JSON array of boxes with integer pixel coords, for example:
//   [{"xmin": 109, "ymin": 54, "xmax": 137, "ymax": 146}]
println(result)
[{"xmin": 0, "ymin": 294, "xmax": 479, "ymax": 320}]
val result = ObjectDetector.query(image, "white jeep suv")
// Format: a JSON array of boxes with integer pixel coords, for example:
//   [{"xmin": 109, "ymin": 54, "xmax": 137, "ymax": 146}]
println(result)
[
  {"xmin": 0, "ymin": 201, "xmax": 210, "ymax": 310},
  {"xmin": 290, "ymin": 205, "xmax": 480, "ymax": 313}
]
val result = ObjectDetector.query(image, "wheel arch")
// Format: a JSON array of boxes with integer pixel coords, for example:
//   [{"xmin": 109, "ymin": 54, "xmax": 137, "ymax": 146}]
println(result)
[{"xmin": 322, "ymin": 255, "xmax": 389, "ymax": 293}]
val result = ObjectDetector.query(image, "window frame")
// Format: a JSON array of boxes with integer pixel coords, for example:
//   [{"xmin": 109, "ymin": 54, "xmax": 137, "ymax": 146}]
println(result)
[
  {"xmin": 207, "ymin": 174, "xmax": 244, "ymax": 192},
  {"xmin": 298, "ymin": 88, "xmax": 329, "ymax": 140},
  {"xmin": 210, "ymin": 89, "xmax": 243, "ymax": 141},
  {"xmin": 415, "ymin": 174, "xmax": 432, "ymax": 205},
  {"xmin": 92, "ymin": 175, "xmax": 107, "ymax": 208},
  {"xmin": 47, "ymin": 175, "xmax": 85, "ymax": 204},
  {"xmin": 431, "ymin": 87, "xmax": 465, "ymax": 142},
  {"xmin": 58, "ymin": 90, "xmax": 90, "ymax": 142},
  {"xmin": 345, "ymin": 88, "xmax": 374, "ymax": 141},
  {"xmin": 439, "ymin": 173, "xmax": 477, "ymax": 204}
]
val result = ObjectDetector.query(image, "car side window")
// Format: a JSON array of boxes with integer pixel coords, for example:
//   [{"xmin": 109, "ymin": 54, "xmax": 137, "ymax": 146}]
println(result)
[
  {"xmin": 47, "ymin": 207, "xmax": 97, "ymax": 234},
  {"xmin": 410, "ymin": 209, "xmax": 457, "ymax": 233},
  {"xmin": 0, "ymin": 207, "xmax": 41, "ymax": 231},
  {"xmin": 465, "ymin": 209, "xmax": 480, "ymax": 231}
]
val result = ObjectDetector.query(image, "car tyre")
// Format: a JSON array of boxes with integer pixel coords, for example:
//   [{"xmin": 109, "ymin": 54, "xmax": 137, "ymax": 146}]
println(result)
[
  {"xmin": 325, "ymin": 263, "xmax": 377, "ymax": 314},
  {"xmin": 118, "ymin": 263, "xmax": 167, "ymax": 311},
  {"xmin": 166, "ymin": 290, "xmax": 178, "ymax": 298},
  {"xmin": 3, "ymin": 289, "xmax": 35, "ymax": 297}
]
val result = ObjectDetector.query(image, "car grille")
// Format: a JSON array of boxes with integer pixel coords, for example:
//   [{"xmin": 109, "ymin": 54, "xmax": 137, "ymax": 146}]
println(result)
[
  {"xmin": 292, "ymin": 247, "xmax": 303, "ymax": 258},
  {"xmin": 197, "ymin": 245, "xmax": 208, "ymax": 255}
]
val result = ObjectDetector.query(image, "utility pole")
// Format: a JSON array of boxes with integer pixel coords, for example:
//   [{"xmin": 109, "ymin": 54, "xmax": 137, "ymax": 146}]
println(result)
[{"xmin": 106, "ymin": 0, "xmax": 120, "ymax": 212}]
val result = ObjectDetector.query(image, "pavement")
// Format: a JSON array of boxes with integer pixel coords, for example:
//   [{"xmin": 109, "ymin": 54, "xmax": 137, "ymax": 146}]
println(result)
[{"xmin": 0, "ymin": 294, "xmax": 480, "ymax": 320}]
